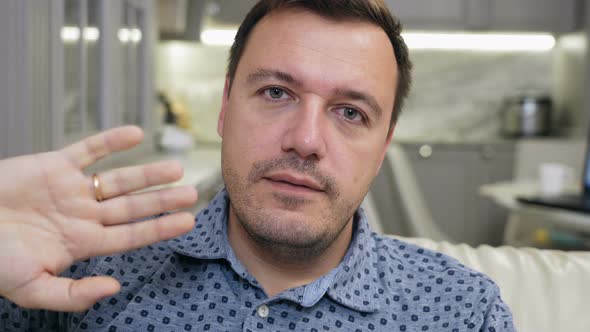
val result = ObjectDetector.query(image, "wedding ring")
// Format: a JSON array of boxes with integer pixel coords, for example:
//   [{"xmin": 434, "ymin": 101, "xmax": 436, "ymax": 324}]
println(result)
[{"xmin": 92, "ymin": 173, "xmax": 104, "ymax": 202}]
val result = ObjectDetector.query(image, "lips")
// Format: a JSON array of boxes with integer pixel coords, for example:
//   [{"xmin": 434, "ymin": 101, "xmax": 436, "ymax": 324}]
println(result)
[{"xmin": 265, "ymin": 173, "xmax": 324, "ymax": 192}]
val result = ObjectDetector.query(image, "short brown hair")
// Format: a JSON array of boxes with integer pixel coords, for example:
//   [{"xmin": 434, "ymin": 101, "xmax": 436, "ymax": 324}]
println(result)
[{"xmin": 226, "ymin": 0, "xmax": 412, "ymax": 129}]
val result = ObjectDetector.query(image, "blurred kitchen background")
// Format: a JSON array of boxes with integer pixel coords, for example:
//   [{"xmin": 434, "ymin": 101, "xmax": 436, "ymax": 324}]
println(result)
[{"xmin": 2, "ymin": 0, "xmax": 590, "ymax": 249}]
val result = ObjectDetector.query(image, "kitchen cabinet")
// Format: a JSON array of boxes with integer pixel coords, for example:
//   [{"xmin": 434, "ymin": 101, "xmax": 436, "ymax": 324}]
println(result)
[
  {"xmin": 386, "ymin": 0, "xmax": 581, "ymax": 33},
  {"xmin": 0, "ymin": 0, "xmax": 157, "ymax": 159},
  {"xmin": 385, "ymin": 0, "xmax": 468, "ymax": 30},
  {"xmin": 63, "ymin": 0, "xmax": 156, "ymax": 147},
  {"xmin": 63, "ymin": 0, "xmax": 101, "ymax": 136},
  {"xmin": 401, "ymin": 142, "xmax": 514, "ymax": 246},
  {"xmin": 482, "ymin": 0, "xmax": 580, "ymax": 32}
]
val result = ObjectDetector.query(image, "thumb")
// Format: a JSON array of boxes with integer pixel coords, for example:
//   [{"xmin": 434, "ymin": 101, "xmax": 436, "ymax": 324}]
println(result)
[{"xmin": 13, "ymin": 274, "xmax": 121, "ymax": 312}]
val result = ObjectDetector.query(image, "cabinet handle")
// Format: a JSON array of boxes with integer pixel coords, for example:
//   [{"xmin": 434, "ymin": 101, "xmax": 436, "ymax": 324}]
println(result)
[{"xmin": 419, "ymin": 145, "xmax": 433, "ymax": 158}]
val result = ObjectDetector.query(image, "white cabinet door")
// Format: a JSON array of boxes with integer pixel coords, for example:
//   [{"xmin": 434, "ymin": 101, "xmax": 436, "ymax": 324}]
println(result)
[
  {"xmin": 385, "ymin": 0, "xmax": 468, "ymax": 30},
  {"xmin": 404, "ymin": 142, "xmax": 514, "ymax": 246}
]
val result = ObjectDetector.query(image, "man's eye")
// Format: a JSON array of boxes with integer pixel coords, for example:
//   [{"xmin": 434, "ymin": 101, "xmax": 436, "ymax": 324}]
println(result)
[
  {"xmin": 338, "ymin": 107, "xmax": 364, "ymax": 123},
  {"xmin": 263, "ymin": 87, "xmax": 289, "ymax": 100}
]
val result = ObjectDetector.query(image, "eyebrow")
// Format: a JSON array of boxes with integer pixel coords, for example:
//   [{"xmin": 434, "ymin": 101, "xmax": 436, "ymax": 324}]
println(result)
[
  {"xmin": 246, "ymin": 68, "xmax": 383, "ymax": 118},
  {"xmin": 246, "ymin": 69, "xmax": 302, "ymax": 87}
]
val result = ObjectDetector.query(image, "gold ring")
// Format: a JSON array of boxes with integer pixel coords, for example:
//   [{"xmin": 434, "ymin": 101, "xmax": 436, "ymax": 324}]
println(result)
[{"xmin": 92, "ymin": 173, "xmax": 104, "ymax": 202}]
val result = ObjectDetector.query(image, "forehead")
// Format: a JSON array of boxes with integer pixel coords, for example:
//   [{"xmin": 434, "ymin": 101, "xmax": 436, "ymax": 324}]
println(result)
[{"xmin": 235, "ymin": 8, "xmax": 398, "ymax": 115}]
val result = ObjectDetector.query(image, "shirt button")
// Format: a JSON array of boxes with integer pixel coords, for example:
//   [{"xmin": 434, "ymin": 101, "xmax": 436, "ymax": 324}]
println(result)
[{"xmin": 257, "ymin": 304, "xmax": 269, "ymax": 318}]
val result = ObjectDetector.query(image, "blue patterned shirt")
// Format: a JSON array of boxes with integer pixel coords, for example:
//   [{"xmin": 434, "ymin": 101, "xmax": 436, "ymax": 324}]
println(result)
[{"xmin": 1, "ymin": 189, "xmax": 515, "ymax": 331}]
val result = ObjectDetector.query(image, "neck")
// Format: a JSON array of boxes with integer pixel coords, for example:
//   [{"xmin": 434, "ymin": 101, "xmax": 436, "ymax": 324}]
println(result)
[{"xmin": 227, "ymin": 208, "xmax": 354, "ymax": 297}]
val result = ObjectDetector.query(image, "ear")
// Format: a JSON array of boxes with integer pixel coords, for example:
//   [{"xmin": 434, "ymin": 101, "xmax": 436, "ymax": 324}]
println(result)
[
  {"xmin": 217, "ymin": 77, "xmax": 231, "ymax": 138},
  {"xmin": 375, "ymin": 126, "xmax": 395, "ymax": 176}
]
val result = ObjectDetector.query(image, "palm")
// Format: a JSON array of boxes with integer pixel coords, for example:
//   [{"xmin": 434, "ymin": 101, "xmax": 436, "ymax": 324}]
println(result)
[{"xmin": 0, "ymin": 127, "xmax": 197, "ymax": 311}]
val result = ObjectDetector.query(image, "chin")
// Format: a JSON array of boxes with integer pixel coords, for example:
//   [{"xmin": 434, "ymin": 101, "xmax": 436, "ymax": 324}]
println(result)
[
  {"xmin": 230, "ymin": 188, "xmax": 355, "ymax": 260},
  {"xmin": 236, "ymin": 201, "xmax": 327, "ymax": 243},
  {"xmin": 248, "ymin": 214, "xmax": 328, "ymax": 249}
]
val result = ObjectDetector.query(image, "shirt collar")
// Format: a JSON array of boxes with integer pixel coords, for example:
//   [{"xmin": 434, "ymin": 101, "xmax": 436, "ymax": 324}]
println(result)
[
  {"xmin": 324, "ymin": 208, "xmax": 382, "ymax": 313},
  {"xmin": 169, "ymin": 188, "xmax": 383, "ymax": 313},
  {"xmin": 169, "ymin": 189, "xmax": 230, "ymax": 260}
]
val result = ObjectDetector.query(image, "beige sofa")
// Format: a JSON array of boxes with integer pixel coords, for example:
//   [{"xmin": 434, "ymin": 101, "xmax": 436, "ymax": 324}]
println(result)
[{"xmin": 395, "ymin": 236, "xmax": 590, "ymax": 332}]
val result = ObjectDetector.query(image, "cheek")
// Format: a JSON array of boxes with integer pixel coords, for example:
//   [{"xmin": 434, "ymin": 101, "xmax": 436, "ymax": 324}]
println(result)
[
  {"xmin": 330, "ymin": 140, "xmax": 384, "ymax": 188},
  {"xmin": 222, "ymin": 105, "xmax": 285, "ymax": 167}
]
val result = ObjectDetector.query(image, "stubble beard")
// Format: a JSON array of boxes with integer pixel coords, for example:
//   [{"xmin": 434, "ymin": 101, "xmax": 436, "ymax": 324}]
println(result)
[{"xmin": 223, "ymin": 153, "xmax": 363, "ymax": 263}]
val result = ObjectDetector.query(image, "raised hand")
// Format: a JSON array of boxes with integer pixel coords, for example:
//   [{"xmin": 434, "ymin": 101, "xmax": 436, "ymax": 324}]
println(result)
[{"xmin": 0, "ymin": 126, "xmax": 197, "ymax": 312}]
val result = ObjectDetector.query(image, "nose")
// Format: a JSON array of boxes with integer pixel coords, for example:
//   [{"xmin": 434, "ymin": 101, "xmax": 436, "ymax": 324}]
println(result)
[{"xmin": 280, "ymin": 100, "xmax": 327, "ymax": 160}]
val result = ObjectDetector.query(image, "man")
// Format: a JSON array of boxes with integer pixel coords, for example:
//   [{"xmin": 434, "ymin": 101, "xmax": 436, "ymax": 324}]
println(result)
[{"xmin": 0, "ymin": 0, "xmax": 515, "ymax": 331}]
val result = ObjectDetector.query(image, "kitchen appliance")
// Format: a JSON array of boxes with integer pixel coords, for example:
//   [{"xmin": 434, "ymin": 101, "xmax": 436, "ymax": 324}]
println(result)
[{"xmin": 501, "ymin": 92, "xmax": 552, "ymax": 137}]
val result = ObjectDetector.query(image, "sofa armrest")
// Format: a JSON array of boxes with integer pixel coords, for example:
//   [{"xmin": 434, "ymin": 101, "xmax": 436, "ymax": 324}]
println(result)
[{"xmin": 390, "ymin": 235, "xmax": 590, "ymax": 332}]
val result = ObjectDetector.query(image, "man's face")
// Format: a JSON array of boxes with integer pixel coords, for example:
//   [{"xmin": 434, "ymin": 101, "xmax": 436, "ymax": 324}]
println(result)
[{"xmin": 218, "ymin": 9, "xmax": 397, "ymax": 255}]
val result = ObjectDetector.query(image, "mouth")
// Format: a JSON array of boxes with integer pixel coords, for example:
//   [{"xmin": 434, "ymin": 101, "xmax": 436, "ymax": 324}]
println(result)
[{"xmin": 264, "ymin": 173, "xmax": 324, "ymax": 193}]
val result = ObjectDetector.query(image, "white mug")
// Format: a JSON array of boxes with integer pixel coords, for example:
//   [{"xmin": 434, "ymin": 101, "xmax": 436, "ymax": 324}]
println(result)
[{"xmin": 538, "ymin": 162, "xmax": 574, "ymax": 196}]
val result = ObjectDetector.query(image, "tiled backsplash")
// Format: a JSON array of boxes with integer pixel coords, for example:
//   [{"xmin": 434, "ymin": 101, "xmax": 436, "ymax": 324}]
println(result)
[{"xmin": 157, "ymin": 34, "xmax": 586, "ymax": 143}]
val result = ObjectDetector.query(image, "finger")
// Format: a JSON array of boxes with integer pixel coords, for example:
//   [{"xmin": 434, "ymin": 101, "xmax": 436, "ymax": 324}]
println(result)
[
  {"xmin": 96, "ymin": 160, "xmax": 184, "ymax": 200},
  {"xmin": 13, "ymin": 274, "xmax": 120, "ymax": 312},
  {"xmin": 95, "ymin": 212, "xmax": 195, "ymax": 257},
  {"xmin": 100, "ymin": 185, "xmax": 198, "ymax": 225},
  {"xmin": 61, "ymin": 126, "xmax": 144, "ymax": 169}
]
